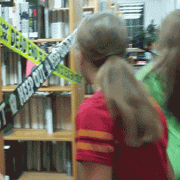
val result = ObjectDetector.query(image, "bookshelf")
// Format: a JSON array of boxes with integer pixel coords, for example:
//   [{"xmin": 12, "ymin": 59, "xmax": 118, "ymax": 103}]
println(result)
[
  {"xmin": 18, "ymin": 172, "xmax": 73, "ymax": 180},
  {"xmin": 0, "ymin": 0, "xmax": 85, "ymax": 179},
  {"xmin": 2, "ymin": 85, "xmax": 72, "ymax": 92},
  {"xmin": 4, "ymin": 129, "xmax": 73, "ymax": 141}
]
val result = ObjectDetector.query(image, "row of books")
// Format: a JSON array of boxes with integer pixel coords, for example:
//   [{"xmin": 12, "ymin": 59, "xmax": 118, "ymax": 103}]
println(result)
[
  {"xmin": 49, "ymin": 0, "xmax": 69, "ymax": 9},
  {"xmin": 49, "ymin": 9, "xmax": 69, "ymax": 39},
  {"xmin": 7, "ymin": 93, "xmax": 72, "ymax": 132},
  {"xmin": 4, "ymin": 140, "xmax": 72, "ymax": 179},
  {"xmin": 1, "ymin": 47, "xmax": 23, "ymax": 87},
  {"xmin": 1, "ymin": 46, "xmax": 70, "ymax": 87},
  {"xmin": 0, "ymin": 0, "xmax": 70, "ymax": 39}
]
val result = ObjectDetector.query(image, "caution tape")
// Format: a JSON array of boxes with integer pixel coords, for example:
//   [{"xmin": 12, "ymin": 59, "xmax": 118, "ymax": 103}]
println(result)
[
  {"xmin": 0, "ymin": 17, "xmax": 83, "ymax": 130},
  {"xmin": 0, "ymin": 16, "xmax": 83, "ymax": 85}
]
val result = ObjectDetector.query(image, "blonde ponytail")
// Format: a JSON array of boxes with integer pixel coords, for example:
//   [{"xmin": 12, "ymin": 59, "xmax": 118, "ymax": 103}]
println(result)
[{"xmin": 96, "ymin": 56, "xmax": 163, "ymax": 147}]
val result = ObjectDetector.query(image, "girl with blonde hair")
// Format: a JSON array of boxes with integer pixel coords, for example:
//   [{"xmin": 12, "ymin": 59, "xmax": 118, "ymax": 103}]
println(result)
[
  {"xmin": 75, "ymin": 12, "xmax": 174, "ymax": 179},
  {"xmin": 136, "ymin": 9, "xmax": 180, "ymax": 179}
]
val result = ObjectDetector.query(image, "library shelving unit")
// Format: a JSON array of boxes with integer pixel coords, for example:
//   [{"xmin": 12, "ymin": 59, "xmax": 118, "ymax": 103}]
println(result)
[{"xmin": 0, "ymin": 1, "xmax": 85, "ymax": 180}]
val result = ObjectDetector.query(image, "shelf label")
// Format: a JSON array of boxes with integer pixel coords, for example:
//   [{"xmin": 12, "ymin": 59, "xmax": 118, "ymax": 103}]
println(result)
[
  {"xmin": 0, "ymin": 17, "xmax": 83, "ymax": 131},
  {"xmin": 0, "ymin": 17, "xmax": 83, "ymax": 85}
]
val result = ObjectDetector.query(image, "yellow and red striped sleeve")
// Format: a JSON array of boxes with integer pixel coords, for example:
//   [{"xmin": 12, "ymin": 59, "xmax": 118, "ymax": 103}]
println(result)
[{"xmin": 75, "ymin": 91, "xmax": 115, "ymax": 166}]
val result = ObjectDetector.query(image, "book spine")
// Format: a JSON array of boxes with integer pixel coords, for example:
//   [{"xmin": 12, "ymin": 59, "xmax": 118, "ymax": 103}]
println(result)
[
  {"xmin": 45, "ymin": 97, "xmax": 53, "ymax": 133},
  {"xmin": 38, "ymin": 5, "xmax": 45, "ymax": 38},
  {"xmin": 29, "ymin": 4, "xmax": 38, "ymax": 38},
  {"xmin": 1, "ymin": 47, "xmax": 6, "ymax": 86},
  {"xmin": 13, "ymin": 111, "xmax": 22, "ymax": 129},
  {"xmin": 9, "ymin": 50, "xmax": 14, "ymax": 85},
  {"xmin": 44, "ymin": 6, "xmax": 50, "ymax": 38},
  {"xmin": 13, "ymin": 52, "xmax": 18, "ymax": 85},
  {"xmin": 20, "ymin": 2, "xmax": 29, "ymax": 38},
  {"xmin": 30, "ymin": 97, "xmax": 38, "ymax": 129},
  {"xmin": 27, "ymin": 141, "xmax": 33, "ymax": 170},
  {"xmin": 37, "ymin": 97, "xmax": 45, "ymax": 129},
  {"xmin": 56, "ymin": 141, "xmax": 64, "ymax": 172},
  {"xmin": 8, "ymin": 7, "xmax": 13, "ymax": 26},
  {"xmin": 66, "ymin": 142, "xmax": 72, "ymax": 176},
  {"xmin": 23, "ymin": 101, "xmax": 30, "ymax": 128},
  {"xmin": 17, "ymin": 54, "xmax": 22, "ymax": 84}
]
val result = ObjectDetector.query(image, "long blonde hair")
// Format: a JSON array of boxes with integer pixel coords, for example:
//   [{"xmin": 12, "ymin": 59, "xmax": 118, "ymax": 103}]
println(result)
[
  {"xmin": 75, "ymin": 12, "xmax": 163, "ymax": 147},
  {"xmin": 148, "ymin": 10, "xmax": 180, "ymax": 120}
]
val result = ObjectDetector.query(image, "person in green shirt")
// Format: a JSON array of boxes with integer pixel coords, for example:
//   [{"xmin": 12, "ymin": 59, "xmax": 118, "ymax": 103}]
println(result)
[{"xmin": 136, "ymin": 10, "xmax": 180, "ymax": 180}]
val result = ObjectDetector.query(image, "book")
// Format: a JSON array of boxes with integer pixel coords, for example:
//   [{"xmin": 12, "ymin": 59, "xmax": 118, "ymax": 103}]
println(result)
[
  {"xmin": 54, "ymin": 96, "xmax": 63, "ymax": 130},
  {"xmin": 37, "ymin": 4, "xmax": 45, "ymax": 38},
  {"xmin": 8, "ymin": 7, "xmax": 13, "ymax": 26},
  {"xmin": 21, "ymin": 141, "xmax": 27, "ymax": 171},
  {"xmin": 29, "ymin": 97, "xmax": 38, "ymax": 129},
  {"xmin": 55, "ymin": 141, "xmax": 64, "ymax": 172},
  {"xmin": 26, "ymin": 0, "xmax": 46, "ymax": 39},
  {"xmin": 1, "ymin": 6, "xmax": 9, "ymax": 22},
  {"xmin": 37, "ymin": 96, "xmax": 45, "ymax": 129},
  {"xmin": 42, "ymin": 141, "xmax": 50, "ymax": 171},
  {"xmin": 22, "ymin": 101, "xmax": 31, "ymax": 128},
  {"xmin": 66, "ymin": 142, "xmax": 72, "ymax": 176},
  {"xmin": 9, "ymin": 49, "xmax": 14, "ymax": 85},
  {"xmin": 56, "ymin": 10, "xmax": 64, "ymax": 38},
  {"xmin": 13, "ymin": 110, "xmax": 22, "ymax": 129},
  {"xmin": 32, "ymin": 141, "xmax": 41, "ymax": 171},
  {"xmin": 63, "ymin": 10, "xmax": 69, "ymax": 37},
  {"xmin": 63, "ymin": 96, "xmax": 72, "ymax": 130},
  {"xmin": 62, "ymin": 142, "xmax": 67, "ymax": 172},
  {"xmin": 51, "ymin": 22, "xmax": 64, "ymax": 39},
  {"xmin": 25, "ymin": 59, "xmax": 48, "ymax": 86},
  {"xmin": 1, "ymin": 47, "xmax": 6, "ymax": 86},
  {"xmin": 13, "ymin": 52, "xmax": 18, "ymax": 85},
  {"xmin": 37, "ymin": 141, "xmax": 41, "ymax": 171},
  {"xmin": 17, "ymin": 54, "xmax": 22, "ymax": 84},
  {"xmin": 44, "ymin": 0, "xmax": 50, "ymax": 38},
  {"xmin": 20, "ymin": 2, "xmax": 29, "ymax": 38},
  {"xmin": 45, "ymin": 97, "xmax": 53, "ymax": 133},
  {"xmin": 28, "ymin": 2, "xmax": 38, "ymax": 38},
  {"xmin": 27, "ymin": 141, "xmax": 33, "ymax": 170}
]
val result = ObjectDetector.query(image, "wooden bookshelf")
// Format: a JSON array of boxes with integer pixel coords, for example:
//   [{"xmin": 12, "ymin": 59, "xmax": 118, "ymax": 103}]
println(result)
[
  {"xmin": 4, "ymin": 129, "xmax": 73, "ymax": 141},
  {"xmin": 31, "ymin": 38, "xmax": 65, "ymax": 43},
  {"xmin": 2, "ymin": 85, "xmax": 72, "ymax": 92},
  {"xmin": 18, "ymin": 172, "xmax": 73, "ymax": 180}
]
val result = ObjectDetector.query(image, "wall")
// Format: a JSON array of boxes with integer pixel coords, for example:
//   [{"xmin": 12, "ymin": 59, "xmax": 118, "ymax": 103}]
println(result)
[{"xmin": 117, "ymin": 0, "xmax": 176, "ymax": 28}]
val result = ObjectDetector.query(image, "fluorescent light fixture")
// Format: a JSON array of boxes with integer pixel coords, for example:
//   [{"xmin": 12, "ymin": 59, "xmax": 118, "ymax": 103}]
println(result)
[
  {"xmin": 123, "ymin": 14, "xmax": 141, "ymax": 19},
  {"xmin": 121, "ymin": 10, "xmax": 142, "ymax": 13},
  {"xmin": 119, "ymin": 3, "xmax": 144, "ymax": 6},
  {"xmin": 120, "ymin": 7, "xmax": 143, "ymax": 10}
]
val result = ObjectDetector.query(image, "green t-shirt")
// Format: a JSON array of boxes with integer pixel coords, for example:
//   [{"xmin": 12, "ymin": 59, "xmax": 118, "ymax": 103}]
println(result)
[{"xmin": 136, "ymin": 63, "xmax": 180, "ymax": 180}]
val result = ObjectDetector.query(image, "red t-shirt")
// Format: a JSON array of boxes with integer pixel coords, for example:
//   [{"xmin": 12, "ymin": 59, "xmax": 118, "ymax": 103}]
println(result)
[{"xmin": 76, "ymin": 91, "xmax": 168, "ymax": 180}]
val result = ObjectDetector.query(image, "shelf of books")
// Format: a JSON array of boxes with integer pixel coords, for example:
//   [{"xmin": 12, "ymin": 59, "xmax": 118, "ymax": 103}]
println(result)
[{"xmin": 4, "ymin": 129, "xmax": 73, "ymax": 141}]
